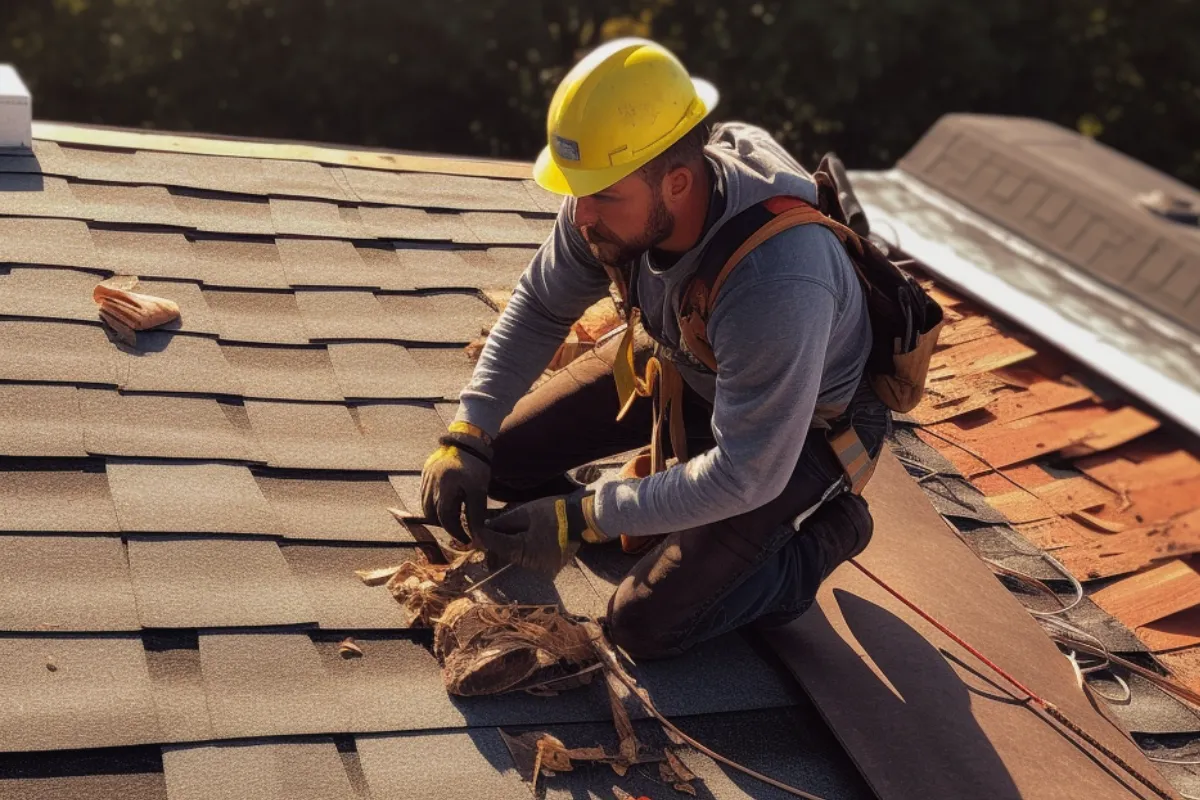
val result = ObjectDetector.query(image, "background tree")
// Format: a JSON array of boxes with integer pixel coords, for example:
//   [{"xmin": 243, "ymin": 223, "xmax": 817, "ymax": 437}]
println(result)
[{"xmin": 3, "ymin": 0, "xmax": 1197, "ymax": 186}]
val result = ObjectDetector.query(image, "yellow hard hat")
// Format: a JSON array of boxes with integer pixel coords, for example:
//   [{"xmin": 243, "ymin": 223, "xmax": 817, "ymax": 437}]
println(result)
[{"xmin": 533, "ymin": 38, "xmax": 719, "ymax": 198}]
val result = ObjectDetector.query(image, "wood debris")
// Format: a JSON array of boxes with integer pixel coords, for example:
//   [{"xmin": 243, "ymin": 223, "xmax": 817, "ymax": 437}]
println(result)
[
  {"xmin": 898, "ymin": 279, "xmax": 1200, "ymax": 699},
  {"xmin": 338, "ymin": 637, "xmax": 364, "ymax": 658}
]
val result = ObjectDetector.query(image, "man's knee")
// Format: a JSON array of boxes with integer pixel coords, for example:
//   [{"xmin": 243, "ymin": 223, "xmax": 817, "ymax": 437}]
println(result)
[{"xmin": 605, "ymin": 578, "xmax": 690, "ymax": 661}]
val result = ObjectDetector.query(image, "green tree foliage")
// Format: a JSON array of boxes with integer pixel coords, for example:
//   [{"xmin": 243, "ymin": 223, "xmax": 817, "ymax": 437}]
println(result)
[{"xmin": 3, "ymin": 0, "xmax": 1197, "ymax": 186}]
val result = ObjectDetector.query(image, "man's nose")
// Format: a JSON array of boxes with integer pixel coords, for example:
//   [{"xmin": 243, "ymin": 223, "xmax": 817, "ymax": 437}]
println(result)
[{"xmin": 574, "ymin": 196, "xmax": 598, "ymax": 226}]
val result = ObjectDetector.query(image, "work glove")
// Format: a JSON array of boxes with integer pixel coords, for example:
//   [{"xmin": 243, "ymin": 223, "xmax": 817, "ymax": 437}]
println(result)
[
  {"xmin": 474, "ymin": 490, "xmax": 608, "ymax": 578},
  {"xmin": 420, "ymin": 421, "xmax": 494, "ymax": 544}
]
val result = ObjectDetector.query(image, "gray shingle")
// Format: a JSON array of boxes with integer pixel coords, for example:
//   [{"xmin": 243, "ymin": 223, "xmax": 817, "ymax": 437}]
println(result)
[
  {"xmin": 118, "ymin": 331, "xmax": 243, "ymax": 396},
  {"xmin": 0, "ymin": 384, "xmax": 86, "ymax": 457},
  {"xmin": 294, "ymin": 289, "xmax": 404, "ymax": 342},
  {"xmin": 162, "ymin": 739, "xmax": 355, "ymax": 800},
  {"xmin": 90, "ymin": 228, "xmax": 201, "ymax": 281},
  {"xmin": 107, "ymin": 461, "xmax": 282, "ymax": 535},
  {"xmin": 0, "ymin": 217, "xmax": 99, "ymax": 269},
  {"xmin": 171, "ymin": 189, "xmax": 274, "ymax": 236},
  {"xmin": 276, "ymin": 238, "xmax": 382, "ymax": 289},
  {"xmin": 127, "ymin": 537, "xmax": 315, "ymax": 628},
  {"xmin": 270, "ymin": 198, "xmax": 367, "ymax": 239},
  {"xmin": 203, "ymin": 289, "xmax": 311, "ymax": 345},
  {"xmin": 326, "ymin": 342, "xmax": 468, "ymax": 401},
  {"xmin": 255, "ymin": 474, "xmax": 413, "ymax": 543},
  {"xmin": 280, "ymin": 543, "xmax": 416, "ymax": 628},
  {"xmin": 374, "ymin": 292, "xmax": 496, "ymax": 344},
  {"xmin": 220, "ymin": 344, "xmax": 344, "ymax": 402},
  {"xmin": 71, "ymin": 182, "xmax": 190, "ymax": 228},
  {"xmin": 245, "ymin": 400, "xmax": 385, "ymax": 471},
  {"xmin": 0, "ymin": 635, "xmax": 160, "ymax": 752},
  {"xmin": 0, "ymin": 536, "xmax": 139, "ymax": 632},
  {"xmin": 199, "ymin": 632, "xmax": 349, "ymax": 739},
  {"xmin": 0, "ymin": 319, "xmax": 122, "ymax": 385},
  {"xmin": 192, "ymin": 237, "xmax": 289, "ymax": 289},
  {"xmin": 0, "ymin": 467, "xmax": 119, "ymax": 533},
  {"xmin": 352, "ymin": 402, "xmax": 446, "ymax": 471},
  {"xmin": 79, "ymin": 389, "xmax": 264, "ymax": 462}
]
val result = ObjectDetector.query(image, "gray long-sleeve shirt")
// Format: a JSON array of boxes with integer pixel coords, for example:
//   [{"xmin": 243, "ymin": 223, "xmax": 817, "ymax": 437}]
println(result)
[{"xmin": 457, "ymin": 123, "xmax": 871, "ymax": 537}]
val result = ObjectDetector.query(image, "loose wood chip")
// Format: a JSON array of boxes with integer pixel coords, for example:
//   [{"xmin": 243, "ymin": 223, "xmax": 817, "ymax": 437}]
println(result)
[
  {"xmin": 1055, "ymin": 509, "xmax": 1200, "ymax": 580},
  {"xmin": 928, "ymin": 334, "xmax": 1036, "ymax": 379},
  {"xmin": 338, "ymin": 637, "xmax": 364, "ymax": 658},
  {"xmin": 983, "ymin": 381, "xmax": 1094, "ymax": 425},
  {"xmin": 1091, "ymin": 560, "xmax": 1200, "ymax": 629},
  {"xmin": 355, "ymin": 565, "xmax": 404, "ymax": 586},
  {"xmin": 1069, "ymin": 509, "xmax": 1127, "ymax": 533}
]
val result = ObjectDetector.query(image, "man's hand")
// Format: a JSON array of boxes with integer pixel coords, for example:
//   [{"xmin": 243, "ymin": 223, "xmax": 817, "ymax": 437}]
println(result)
[
  {"xmin": 420, "ymin": 422, "xmax": 493, "ymax": 544},
  {"xmin": 474, "ymin": 490, "xmax": 607, "ymax": 577}
]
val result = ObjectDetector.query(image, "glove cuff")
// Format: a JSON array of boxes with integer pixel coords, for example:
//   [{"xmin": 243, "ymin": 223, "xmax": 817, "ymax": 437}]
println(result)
[
  {"xmin": 438, "ymin": 423, "xmax": 494, "ymax": 466},
  {"xmin": 567, "ymin": 490, "xmax": 609, "ymax": 544}
]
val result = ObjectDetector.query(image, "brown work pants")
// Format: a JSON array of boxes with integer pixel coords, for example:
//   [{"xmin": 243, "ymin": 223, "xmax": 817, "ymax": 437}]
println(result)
[{"xmin": 489, "ymin": 335, "xmax": 885, "ymax": 659}]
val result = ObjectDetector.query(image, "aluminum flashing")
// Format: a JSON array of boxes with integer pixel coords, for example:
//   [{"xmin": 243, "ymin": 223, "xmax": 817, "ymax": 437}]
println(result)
[
  {"xmin": 855, "ymin": 168, "xmax": 1200, "ymax": 436},
  {"xmin": 898, "ymin": 114, "xmax": 1200, "ymax": 335}
]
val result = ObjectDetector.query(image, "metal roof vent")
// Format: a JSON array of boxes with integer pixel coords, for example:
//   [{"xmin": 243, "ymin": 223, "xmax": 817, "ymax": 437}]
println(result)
[{"xmin": 0, "ymin": 65, "xmax": 31, "ymax": 150}]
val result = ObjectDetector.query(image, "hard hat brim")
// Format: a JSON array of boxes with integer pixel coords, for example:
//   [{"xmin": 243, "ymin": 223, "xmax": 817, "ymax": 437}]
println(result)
[{"xmin": 533, "ymin": 76, "xmax": 720, "ymax": 198}]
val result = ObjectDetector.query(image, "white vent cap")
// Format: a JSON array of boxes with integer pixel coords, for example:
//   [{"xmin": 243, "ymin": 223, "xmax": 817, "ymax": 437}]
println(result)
[{"xmin": 0, "ymin": 66, "xmax": 31, "ymax": 150}]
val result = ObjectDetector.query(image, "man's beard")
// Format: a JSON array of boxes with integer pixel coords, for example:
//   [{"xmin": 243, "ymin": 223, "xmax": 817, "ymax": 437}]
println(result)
[{"xmin": 581, "ymin": 195, "xmax": 674, "ymax": 267}]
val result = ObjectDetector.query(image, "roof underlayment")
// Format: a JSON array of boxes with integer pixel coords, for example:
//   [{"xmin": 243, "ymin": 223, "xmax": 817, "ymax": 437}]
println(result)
[{"xmin": 0, "ymin": 118, "xmax": 1193, "ymax": 798}]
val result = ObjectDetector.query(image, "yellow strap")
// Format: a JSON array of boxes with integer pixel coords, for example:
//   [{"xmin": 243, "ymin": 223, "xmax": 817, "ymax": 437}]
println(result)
[{"xmin": 554, "ymin": 497, "xmax": 569, "ymax": 555}]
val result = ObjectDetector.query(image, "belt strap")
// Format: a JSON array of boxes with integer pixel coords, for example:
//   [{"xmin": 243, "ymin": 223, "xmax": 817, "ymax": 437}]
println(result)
[
  {"xmin": 828, "ymin": 425, "xmax": 877, "ymax": 495},
  {"xmin": 613, "ymin": 312, "xmax": 688, "ymax": 472}
]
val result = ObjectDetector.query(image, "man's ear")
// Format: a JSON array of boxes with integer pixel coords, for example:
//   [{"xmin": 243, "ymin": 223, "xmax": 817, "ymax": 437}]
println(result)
[{"xmin": 661, "ymin": 164, "xmax": 695, "ymax": 208}]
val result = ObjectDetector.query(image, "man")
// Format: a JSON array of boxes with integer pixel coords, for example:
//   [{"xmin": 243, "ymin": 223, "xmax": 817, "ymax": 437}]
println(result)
[{"xmin": 421, "ymin": 38, "xmax": 889, "ymax": 660}]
